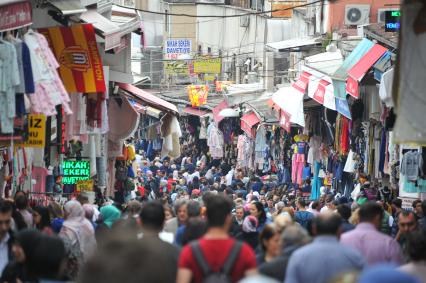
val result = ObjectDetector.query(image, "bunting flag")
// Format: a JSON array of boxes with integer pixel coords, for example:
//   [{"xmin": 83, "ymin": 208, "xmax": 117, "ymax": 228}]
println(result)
[{"xmin": 38, "ymin": 24, "xmax": 106, "ymax": 94}]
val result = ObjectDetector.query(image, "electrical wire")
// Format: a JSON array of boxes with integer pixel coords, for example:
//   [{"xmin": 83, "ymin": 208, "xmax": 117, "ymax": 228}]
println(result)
[
  {"xmin": 137, "ymin": 2, "xmax": 329, "ymax": 24},
  {"xmin": 115, "ymin": 0, "xmax": 327, "ymax": 18}
]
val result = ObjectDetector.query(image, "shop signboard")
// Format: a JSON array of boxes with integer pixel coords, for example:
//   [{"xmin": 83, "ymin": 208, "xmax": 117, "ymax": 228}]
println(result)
[
  {"xmin": 165, "ymin": 39, "xmax": 192, "ymax": 60},
  {"xmin": 62, "ymin": 160, "xmax": 90, "ymax": 185},
  {"xmin": 193, "ymin": 58, "xmax": 221, "ymax": 74},
  {"xmin": 38, "ymin": 24, "xmax": 106, "ymax": 94},
  {"xmin": 0, "ymin": 1, "xmax": 32, "ymax": 32},
  {"xmin": 385, "ymin": 11, "xmax": 401, "ymax": 32},
  {"xmin": 76, "ymin": 179, "xmax": 94, "ymax": 192},
  {"xmin": 165, "ymin": 61, "xmax": 190, "ymax": 76},
  {"xmin": 22, "ymin": 114, "xmax": 46, "ymax": 148},
  {"xmin": 188, "ymin": 85, "xmax": 209, "ymax": 107}
]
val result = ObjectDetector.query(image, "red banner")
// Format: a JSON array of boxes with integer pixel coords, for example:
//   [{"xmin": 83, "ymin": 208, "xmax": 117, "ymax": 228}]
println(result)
[
  {"xmin": 313, "ymin": 80, "xmax": 330, "ymax": 105},
  {"xmin": 0, "ymin": 1, "xmax": 32, "ymax": 32},
  {"xmin": 346, "ymin": 76, "xmax": 359, "ymax": 99},
  {"xmin": 279, "ymin": 110, "xmax": 291, "ymax": 132},
  {"xmin": 292, "ymin": 71, "xmax": 312, "ymax": 94}
]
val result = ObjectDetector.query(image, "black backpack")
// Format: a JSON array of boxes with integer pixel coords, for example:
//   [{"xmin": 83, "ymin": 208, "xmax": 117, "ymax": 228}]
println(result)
[{"xmin": 190, "ymin": 240, "xmax": 242, "ymax": 283}]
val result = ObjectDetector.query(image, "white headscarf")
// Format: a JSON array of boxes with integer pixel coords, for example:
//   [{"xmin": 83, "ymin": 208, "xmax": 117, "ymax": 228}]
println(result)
[{"xmin": 61, "ymin": 200, "xmax": 97, "ymax": 260}]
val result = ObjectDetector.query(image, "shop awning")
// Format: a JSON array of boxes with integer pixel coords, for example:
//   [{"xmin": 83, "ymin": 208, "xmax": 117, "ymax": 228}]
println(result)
[
  {"xmin": 272, "ymin": 86, "xmax": 305, "ymax": 127},
  {"xmin": 80, "ymin": 10, "xmax": 122, "ymax": 50},
  {"xmin": 304, "ymin": 49, "xmax": 343, "ymax": 76},
  {"xmin": 241, "ymin": 111, "xmax": 261, "ymax": 138},
  {"xmin": 292, "ymin": 71, "xmax": 312, "ymax": 94},
  {"xmin": 48, "ymin": 0, "xmax": 87, "ymax": 15},
  {"xmin": 183, "ymin": 106, "xmax": 209, "ymax": 117},
  {"xmin": 212, "ymin": 100, "xmax": 229, "ymax": 124},
  {"xmin": 266, "ymin": 37, "xmax": 321, "ymax": 52},
  {"xmin": 347, "ymin": 44, "xmax": 388, "ymax": 81},
  {"xmin": 332, "ymin": 38, "xmax": 375, "ymax": 99},
  {"xmin": 373, "ymin": 52, "xmax": 392, "ymax": 81},
  {"xmin": 109, "ymin": 96, "xmax": 140, "ymax": 142},
  {"xmin": 111, "ymin": 5, "xmax": 141, "ymax": 36},
  {"xmin": 241, "ymin": 111, "xmax": 261, "ymax": 128},
  {"xmin": 117, "ymin": 83, "xmax": 178, "ymax": 113}
]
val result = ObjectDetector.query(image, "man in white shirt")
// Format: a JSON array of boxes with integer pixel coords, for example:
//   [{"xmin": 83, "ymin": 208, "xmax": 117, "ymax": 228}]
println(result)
[
  {"xmin": 320, "ymin": 196, "xmax": 337, "ymax": 214},
  {"xmin": 0, "ymin": 200, "xmax": 13, "ymax": 276}
]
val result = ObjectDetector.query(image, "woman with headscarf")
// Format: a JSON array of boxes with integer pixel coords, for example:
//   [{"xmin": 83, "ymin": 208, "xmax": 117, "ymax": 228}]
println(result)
[
  {"xmin": 95, "ymin": 205, "xmax": 121, "ymax": 242},
  {"xmin": 59, "ymin": 200, "xmax": 97, "ymax": 280},
  {"xmin": 236, "ymin": 215, "xmax": 259, "ymax": 250}
]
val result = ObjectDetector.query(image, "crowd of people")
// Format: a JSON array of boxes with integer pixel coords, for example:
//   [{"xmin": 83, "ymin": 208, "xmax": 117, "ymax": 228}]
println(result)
[{"xmin": 0, "ymin": 151, "xmax": 425, "ymax": 283}]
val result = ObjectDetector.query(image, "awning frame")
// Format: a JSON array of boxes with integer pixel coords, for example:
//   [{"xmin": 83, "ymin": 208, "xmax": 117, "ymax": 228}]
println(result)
[{"xmin": 117, "ymin": 83, "xmax": 178, "ymax": 114}]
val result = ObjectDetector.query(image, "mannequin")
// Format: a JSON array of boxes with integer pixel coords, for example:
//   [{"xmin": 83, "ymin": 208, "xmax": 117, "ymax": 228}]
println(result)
[{"xmin": 291, "ymin": 133, "xmax": 309, "ymax": 185}]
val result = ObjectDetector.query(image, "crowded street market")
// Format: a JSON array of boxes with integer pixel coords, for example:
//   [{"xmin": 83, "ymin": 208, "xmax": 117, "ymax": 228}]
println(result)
[{"xmin": 0, "ymin": 0, "xmax": 425, "ymax": 282}]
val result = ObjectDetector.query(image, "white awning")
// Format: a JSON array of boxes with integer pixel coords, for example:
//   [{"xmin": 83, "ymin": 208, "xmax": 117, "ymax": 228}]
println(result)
[
  {"xmin": 304, "ymin": 49, "xmax": 344, "ymax": 76},
  {"xmin": 111, "ymin": 5, "xmax": 141, "ymax": 36},
  {"xmin": 48, "ymin": 0, "xmax": 87, "ymax": 15},
  {"xmin": 272, "ymin": 86, "xmax": 305, "ymax": 127},
  {"xmin": 266, "ymin": 37, "xmax": 321, "ymax": 52},
  {"xmin": 80, "ymin": 10, "xmax": 121, "ymax": 50}
]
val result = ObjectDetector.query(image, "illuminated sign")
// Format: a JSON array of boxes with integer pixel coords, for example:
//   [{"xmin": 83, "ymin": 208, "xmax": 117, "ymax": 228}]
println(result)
[
  {"xmin": 385, "ymin": 10, "xmax": 401, "ymax": 32},
  {"xmin": 62, "ymin": 161, "xmax": 90, "ymax": 185}
]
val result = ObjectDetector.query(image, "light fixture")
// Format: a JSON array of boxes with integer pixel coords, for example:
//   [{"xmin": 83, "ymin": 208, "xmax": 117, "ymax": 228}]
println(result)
[{"xmin": 219, "ymin": 108, "xmax": 240, "ymax": 118}]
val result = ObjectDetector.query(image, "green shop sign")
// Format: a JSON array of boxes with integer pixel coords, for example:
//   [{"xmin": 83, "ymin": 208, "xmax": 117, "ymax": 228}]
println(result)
[{"xmin": 62, "ymin": 160, "xmax": 90, "ymax": 184}]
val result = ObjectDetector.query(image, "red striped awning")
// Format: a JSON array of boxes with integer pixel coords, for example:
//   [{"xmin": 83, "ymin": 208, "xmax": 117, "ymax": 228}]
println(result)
[
  {"xmin": 241, "ymin": 111, "xmax": 261, "ymax": 127},
  {"xmin": 292, "ymin": 71, "xmax": 312, "ymax": 94},
  {"xmin": 118, "ymin": 83, "xmax": 178, "ymax": 113},
  {"xmin": 313, "ymin": 80, "xmax": 331, "ymax": 105},
  {"xmin": 347, "ymin": 44, "xmax": 388, "ymax": 81},
  {"xmin": 183, "ymin": 106, "xmax": 208, "ymax": 117},
  {"xmin": 212, "ymin": 100, "xmax": 229, "ymax": 124},
  {"xmin": 241, "ymin": 111, "xmax": 260, "ymax": 138}
]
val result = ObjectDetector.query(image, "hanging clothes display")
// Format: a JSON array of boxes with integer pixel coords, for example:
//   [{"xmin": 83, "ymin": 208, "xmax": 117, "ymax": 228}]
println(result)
[
  {"xmin": 24, "ymin": 30, "xmax": 71, "ymax": 116},
  {"xmin": 160, "ymin": 114, "xmax": 182, "ymax": 159},
  {"xmin": 0, "ymin": 38, "xmax": 20, "ymax": 133},
  {"xmin": 207, "ymin": 122, "xmax": 224, "ymax": 159}
]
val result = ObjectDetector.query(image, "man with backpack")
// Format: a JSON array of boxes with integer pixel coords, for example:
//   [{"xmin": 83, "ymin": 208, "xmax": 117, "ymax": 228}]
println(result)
[{"xmin": 177, "ymin": 194, "xmax": 257, "ymax": 283}]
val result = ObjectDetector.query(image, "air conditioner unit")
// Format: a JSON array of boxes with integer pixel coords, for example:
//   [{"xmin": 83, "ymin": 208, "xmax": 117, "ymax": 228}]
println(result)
[
  {"xmin": 240, "ymin": 15, "xmax": 250, "ymax": 27},
  {"xmin": 377, "ymin": 8, "xmax": 399, "ymax": 23},
  {"xmin": 345, "ymin": 4, "xmax": 370, "ymax": 26}
]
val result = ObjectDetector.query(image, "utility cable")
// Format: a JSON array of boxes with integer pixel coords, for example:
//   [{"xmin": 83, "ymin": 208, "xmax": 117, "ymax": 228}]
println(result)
[{"xmin": 115, "ymin": 0, "xmax": 330, "ymax": 18}]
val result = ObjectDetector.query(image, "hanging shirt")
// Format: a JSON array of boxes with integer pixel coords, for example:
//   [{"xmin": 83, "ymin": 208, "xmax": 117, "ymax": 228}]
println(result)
[
  {"xmin": 0, "ymin": 41, "xmax": 20, "ymax": 133},
  {"xmin": 401, "ymin": 151, "xmax": 423, "ymax": 181},
  {"xmin": 24, "ymin": 31, "xmax": 71, "ymax": 116},
  {"xmin": 14, "ymin": 41, "xmax": 34, "ymax": 94}
]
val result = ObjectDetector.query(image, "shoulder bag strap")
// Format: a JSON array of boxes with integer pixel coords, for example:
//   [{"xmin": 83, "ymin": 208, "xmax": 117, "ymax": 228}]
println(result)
[
  {"xmin": 222, "ymin": 241, "xmax": 243, "ymax": 274},
  {"xmin": 190, "ymin": 241, "xmax": 211, "ymax": 275}
]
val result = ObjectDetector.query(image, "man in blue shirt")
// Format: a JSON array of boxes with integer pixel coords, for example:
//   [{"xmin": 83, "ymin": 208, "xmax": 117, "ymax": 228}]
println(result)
[{"xmin": 284, "ymin": 213, "xmax": 365, "ymax": 283}]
